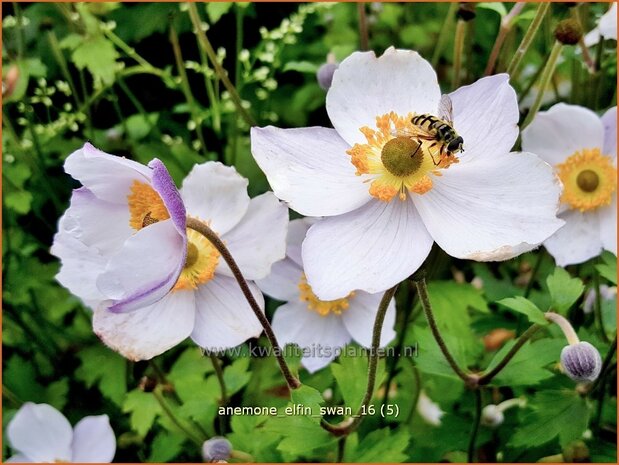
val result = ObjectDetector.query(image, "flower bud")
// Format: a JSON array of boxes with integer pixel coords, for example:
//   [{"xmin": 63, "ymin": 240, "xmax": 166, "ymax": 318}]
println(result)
[
  {"xmin": 316, "ymin": 62, "xmax": 338, "ymax": 91},
  {"xmin": 554, "ymin": 19, "xmax": 583, "ymax": 45},
  {"xmin": 560, "ymin": 341, "xmax": 602, "ymax": 382},
  {"xmin": 202, "ymin": 437, "xmax": 232, "ymax": 462},
  {"xmin": 481, "ymin": 404, "xmax": 504, "ymax": 428}
]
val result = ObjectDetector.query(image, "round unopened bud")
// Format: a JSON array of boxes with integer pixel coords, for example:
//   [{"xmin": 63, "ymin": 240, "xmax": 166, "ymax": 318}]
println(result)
[
  {"xmin": 554, "ymin": 19, "xmax": 583, "ymax": 45},
  {"xmin": 316, "ymin": 62, "xmax": 338, "ymax": 90},
  {"xmin": 202, "ymin": 437, "xmax": 232, "ymax": 462},
  {"xmin": 481, "ymin": 404, "xmax": 504, "ymax": 428},
  {"xmin": 560, "ymin": 341, "xmax": 602, "ymax": 382}
]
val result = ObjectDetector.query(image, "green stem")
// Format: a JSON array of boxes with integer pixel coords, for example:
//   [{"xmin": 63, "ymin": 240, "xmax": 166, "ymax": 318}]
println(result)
[
  {"xmin": 484, "ymin": 2, "xmax": 526, "ymax": 76},
  {"xmin": 432, "ymin": 2, "xmax": 458, "ymax": 67},
  {"xmin": 405, "ymin": 364, "xmax": 422, "ymax": 424},
  {"xmin": 593, "ymin": 262, "xmax": 609, "ymax": 342},
  {"xmin": 591, "ymin": 336, "xmax": 616, "ymax": 431},
  {"xmin": 186, "ymin": 217, "xmax": 300, "ymax": 390},
  {"xmin": 321, "ymin": 285, "xmax": 399, "ymax": 436},
  {"xmin": 521, "ymin": 41, "xmax": 563, "ymax": 130},
  {"xmin": 187, "ymin": 3, "xmax": 256, "ymax": 127},
  {"xmin": 357, "ymin": 3, "xmax": 369, "ymax": 51},
  {"xmin": 478, "ymin": 324, "xmax": 541, "ymax": 385},
  {"xmin": 47, "ymin": 31, "xmax": 82, "ymax": 107},
  {"xmin": 545, "ymin": 312, "xmax": 579, "ymax": 345},
  {"xmin": 414, "ymin": 276, "xmax": 472, "ymax": 384},
  {"xmin": 152, "ymin": 389, "xmax": 204, "ymax": 446},
  {"xmin": 467, "ymin": 389, "xmax": 482, "ymax": 463},
  {"xmin": 103, "ymin": 29, "xmax": 157, "ymax": 71},
  {"xmin": 506, "ymin": 2, "xmax": 551, "ymax": 78},
  {"xmin": 210, "ymin": 354, "xmax": 228, "ymax": 405},
  {"xmin": 12, "ymin": 2, "xmax": 25, "ymax": 59},
  {"xmin": 524, "ymin": 250, "xmax": 545, "ymax": 299},
  {"xmin": 452, "ymin": 19, "xmax": 466, "ymax": 89},
  {"xmin": 591, "ymin": 336, "xmax": 617, "ymax": 395},
  {"xmin": 116, "ymin": 76, "xmax": 161, "ymax": 139}
]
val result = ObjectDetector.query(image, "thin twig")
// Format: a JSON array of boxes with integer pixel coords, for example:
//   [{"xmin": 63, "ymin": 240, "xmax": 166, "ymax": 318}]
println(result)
[
  {"xmin": 484, "ymin": 2, "xmax": 526, "ymax": 75},
  {"xmin": 467, "ymin": 389, "xmax": 482, "ymax": 463},
  {"xmin": 506, "ymin": 2, "xmax": 551, "ymax": 78},
  {"xmin": 152, "ymin": 389, "xmax": 204, "ymax": 446},
  {"xmin": 357, "ymin": 3, "xmax": 369, "ymax": 51}
]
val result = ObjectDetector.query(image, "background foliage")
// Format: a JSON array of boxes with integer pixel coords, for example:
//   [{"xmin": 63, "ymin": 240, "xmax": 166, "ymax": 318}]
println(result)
[{"xmin": 2, "ymin": 2, "xmax": 617, "ymax": 462}]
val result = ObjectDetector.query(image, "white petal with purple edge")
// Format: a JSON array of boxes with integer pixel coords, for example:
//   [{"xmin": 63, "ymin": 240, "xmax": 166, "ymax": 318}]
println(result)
[
  {"xmin": 71, "ymin": 415, "xmax": 116, "ymax": 463},
  {"xmin": 93, "ymin": 290, "xmax": 196, "ymax": 361},
  {"xmin": 601, "ymin": 106, "xmax": 617, "ymax": 160},
  {"xmin": 271, "ymin": 301, "xmax": 351, "ymax": 373},
  {"xmin": 599, "ymin": 195, "xmax": 617, "ymax": 255},
  {"xmin": 544, "ymin": 209, "xmax": 603, "ymax": 266},
  {"xmin": 7, "ymin": 403, "xmax": 73, "ymax": 463},
  {"xmin": 341, "ymin": 292, "xmax": 396, "ymax": 348},
  {"xmin": 218, "ymin": 193, "xmax": 288, "ymax": 281},
  {"xmin": 251, "ymin": 126, "xmax": 371, "ymax": 216},
  {"xmin": 521, "ymin": 104, "xmax": 605, "ymax": 166},
  {"xmin": 64, "ymin": 143, "xmax": 151, "ymax": 205},
  {"xmin": 191, "ymin": 275, "xmax": 264, "ymax": 351},
  {"xmin": 303, "ymin": 198, "xmax": 434, "ymax": 301},
  {"xmin": 327, "ymin": 48, "xmax": 441, "ymax": 146},
  {"xmin": 414, "ymin": 151, "xmax": 564, "ymax": 261},
  {"xmin": 149, "ymin": 159, "xmax": 186, "ymax": 235},
  {"xmin": 181, "ymin": 162, "xmax": 250, "ymax": 235},
  {"xmin": 256, "ymin": 258, "xmax": 303, "ymax": 302},
  {"xmin": 97, "ymin": 220, "xmax": 185, "ymax": 313},
  {"xmin": 449, "ymin": 74, "xmax": 519, "ymax": 162}
]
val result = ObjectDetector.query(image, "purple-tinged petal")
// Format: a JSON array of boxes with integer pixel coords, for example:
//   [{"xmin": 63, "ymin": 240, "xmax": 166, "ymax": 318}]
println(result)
[{"xmin": 149, "ymin": 158, "xmax": 186, "ymax": 235}]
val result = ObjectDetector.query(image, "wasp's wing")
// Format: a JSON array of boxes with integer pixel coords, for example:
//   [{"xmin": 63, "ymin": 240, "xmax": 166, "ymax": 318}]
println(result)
[
  {"xmin": 392, "ymin": 124, "xmax": 436, "ymax": 140},
  {"xmin": 438, "ymin": 94, "xmax": 454, "ymax": 124}
]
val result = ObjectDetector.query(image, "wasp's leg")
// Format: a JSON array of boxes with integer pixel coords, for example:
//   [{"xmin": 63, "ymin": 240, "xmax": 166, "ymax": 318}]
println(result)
[{"xmin": 410, "ymin": 140, "xmax": 424, "ymax": 159}]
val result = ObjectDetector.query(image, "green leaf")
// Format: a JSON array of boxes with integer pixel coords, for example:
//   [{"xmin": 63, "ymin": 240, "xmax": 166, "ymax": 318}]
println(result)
[
  {"xmin": 123, "ymin": 113, "xmax": 159, "ymax": 141},
  {"xmin": 331, "ymin": 346, "xmax": 385, "ymax": 409},
  {"xmin": 206, "ymin": 2, "xmax": 233, "ymax": 23},
  {"xmin": 509, "ymin": 390, "xmax": 590, "ymax": 448},
  {"xmin": 547, "ymin": 267, "xmax": 585, "ymax": 313},
  {"xmin": 485, "ymin": 338, "xmax": 564, "ymax": 386},
  {"xmin": 596, "ymin": 251, "xmax": 617, "ymax": 285},
  {"xmin": 265, "ymin": 413, "xmax": 336, "ymax": 459},
  {"xmin": 477, "ymin": 2, "xmax": 507, "ymax": 17},
  {"xmin": 223, "ymin": 357, "xmax": 252, "ymax": 396},
  {"xmin": 346, "ymin": 428, "xmax": 410, "ymax": 462},
  {"xmin": 290, "ymin": 385, "xmax": 324, "ymax": 422},
  {"xmin": 4, "ymin": 191, "xmax": 33, "ymax": 215},
  {"xmin": 75, "ymin": 346, "xmax": 127, "ymax": 406},
  {"xmin": 497, "ymin": 296, "xmax": 548, "ymax": 325},
  {"xmin": 283, "ymin": 61, "xmax": 319, "ymax": 73},
  {"xmin": 413, "ymin": 329, "xmax": 464, "ymax": 380},
  {"xmin": 148, "ymin": 432, "xmax": 186, "ymax": 462},
  {"xmin": 72, "ymin": 35, "xmax": 119, "ymax": 85},
  {"xmin": 122, "ymin": 390, "xmax": 162, "ymax": 437}
]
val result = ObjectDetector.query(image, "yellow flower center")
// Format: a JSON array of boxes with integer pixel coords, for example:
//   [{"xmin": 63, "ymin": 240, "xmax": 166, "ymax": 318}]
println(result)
[
  {"xmin": 127, "ymin": 180, "xmax": 170, "ymax": 230},
  {"xmin": 347, "ymin": 112, "xmax": 458, "ymax": 202},
  {"xmin": 556, "ymin": 148, "xmax": 616, "ymax": 212},
  {"xmin": 172, "ymin": 227, "xmax": 220, "ymax": 291},
  {"xmin": 298, "ymin": 274, "xmax": 354, "ymax": 316}
]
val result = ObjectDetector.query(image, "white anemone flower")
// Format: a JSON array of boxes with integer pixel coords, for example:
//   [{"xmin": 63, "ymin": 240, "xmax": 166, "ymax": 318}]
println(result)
[
  {"xmin": 93, "ymin": 162, "xmax": 288, "ymax": 360},
  {"xmin": 6, "ymin": 403, "xmax": 115, "ymax": 463},
  {"xmin": 585, "ymin": 3, "xmax": 617, "ymax": 46},
  {"xmin": 257, "ymin": 219, "xmax": 396, "ymax": 373},
  {"xmin": 416, "ymin": 390, "xmax": 444, "ymax": 426},
  {"xmin": 51, "ymin": 143, "xmax": 187, "ymax": 313},
  {"xmin": 251, "ymin": 48, "xmax": 563, "ymax": 300},
  {"xmin": 522, "ymin": 104, "xmax": 617, "ymax": 266}
]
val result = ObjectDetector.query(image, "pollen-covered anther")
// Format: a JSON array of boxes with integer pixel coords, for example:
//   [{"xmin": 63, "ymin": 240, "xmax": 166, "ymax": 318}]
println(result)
[
  {"xmin": 128, "ymin": 180, "xmax": 170, "ymax": 230},
  {"xmin": 298, "ymin": 274, "xmax": 354, "ymax": 316},
  {"xmin": 556, "ymin": 148, "xmax": 616, "ymax": 212},
  {"xmin": 173, "ymin": 227, "xmax": 220, "ymax": 291}
]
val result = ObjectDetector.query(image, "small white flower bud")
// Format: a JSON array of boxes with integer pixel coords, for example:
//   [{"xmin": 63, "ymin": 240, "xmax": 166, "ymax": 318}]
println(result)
[
  {"xmin": 561, "ymin": 341, "xmax": 602, "ymax": 382},
  {"xmin": 316, "ymin": 62, "xmax": 338, "ymax": 91},
  {"xmin": 481, "ymin": 404, "xmax": 504, "ymax": 428},
  {"xmin": 202, "ymin": 437, "xmax": 232, "ymax": 462}
]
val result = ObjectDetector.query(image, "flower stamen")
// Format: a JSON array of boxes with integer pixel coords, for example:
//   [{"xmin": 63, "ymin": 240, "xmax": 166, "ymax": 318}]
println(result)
[
  {"xmin": 298, "ymin": 274, "xmax": 353, "ymax": 316},
  {"xmin": 127, "ymin": 180, "xmax": 170, "ymax": 230},
  {"xmin": 173, "ymin": 227, "xmax": 220, "ymax": 291}
]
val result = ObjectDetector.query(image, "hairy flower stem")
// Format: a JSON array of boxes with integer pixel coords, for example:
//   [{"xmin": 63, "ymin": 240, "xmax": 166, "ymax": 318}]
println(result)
[
  {"xmin": 432, "ymin": 2, "xmax": 458, "ymax": 67},
  {"xmin": 484, "ymin": 2, "xmax": 526, "ymax": 75},
  {"xmin": 357, "ymin": 3, "xmax": 369, "ymax": 51},
  {"xmin": 187, "ymin": 3, "xmax": 256, "ymax": 127},
  {"xmin": 592, "ymin": 337, "xmax": 616, "ymax": 431},
  {"xmin": 467, "ymin": 389, "xmax": 482, "ymax": 463},
  {"xmin": 521, "ymin": 41, "xmax": 563, "ymax": 129},
  {"xmin": 590, "ymin": 336, "xmax": 617, "ymax": 395},
  {"xmin": 452, "ymin": 19, "xmax": 466, "ymax": 89},
  {"xmin": 545, "ymin": 312, "xmax": 579, "ymax": 345},
  {"xmin": 320, "ymin": 285, "xmax": 398, "ymax": 437},
  {"xmin": 506, "ymin": 2, "xmax": 551, "ymax": 78},
  {"xmin": 477, "ymin": 324, "xmax": 542, "ymax": 385},
  {"xmin": 186, "ymin": 218, "xmax": 301, "ymax": 390},
  {"xmin": 209, "ymin": 354, "xmax": 228, "ymax": 406},
  {"xmin": 413, "ymin": 276, "xmax": 472, "ymax": 385}
]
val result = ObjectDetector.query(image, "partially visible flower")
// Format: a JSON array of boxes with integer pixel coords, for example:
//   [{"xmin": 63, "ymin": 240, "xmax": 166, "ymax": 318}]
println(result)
[
  {"xmin": 51, "ymin": 142, "xmax": 187, "ymax": 313},
  {"xmin": 583, "ymin": 284, "xmax": 617, "ymax": 314},
  {"xmin": 317, "ymin": 53, "xmax": 339, "ymax": 91},
  {"xmin": 257, "ymin": 218, "xmax": 396, "ymax": 373},
  {"xmin": 585, "ymin": 3, "xmax": 617, "ymax": 46},
  {"xmin": 202, "ymin": 437, "xmax": 232, "ymax": 462},
  {"xmin": 416, "ymin": 390, "xmax": 444, "ymax": 426},
  {"xmin": 252, "ymin": 48, "xmax": 563, "ymax": 300},
  {"xmin": 6, "ymin": 403, "xmax": 115, "ymax": 463},
  {"xmin": 481, "ymin": 397, "xmax": 526, "ymax": 428},
  {"xmin": 522, "ymin": 104, "xmax": 617, "ymax": 266},
  {"xmin": 94, "ymin": 162, "xmax": 288, "ymax": 360}
]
